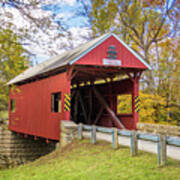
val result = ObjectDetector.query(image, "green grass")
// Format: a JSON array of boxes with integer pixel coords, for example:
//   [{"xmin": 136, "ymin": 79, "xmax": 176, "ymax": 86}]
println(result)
[{"xmin": 0, "ymin": 140, "xmax": 180, "ymax": 180}]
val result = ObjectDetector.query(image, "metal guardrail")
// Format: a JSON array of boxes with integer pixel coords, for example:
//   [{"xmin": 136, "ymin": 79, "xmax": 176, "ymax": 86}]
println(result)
[
  {"xmin": 83, "ymin": 124, "xmax": 180, "ymax": 146},
  {"xmin": 78, "ymin": 124, "xmax": 180, "ymax": 166}
]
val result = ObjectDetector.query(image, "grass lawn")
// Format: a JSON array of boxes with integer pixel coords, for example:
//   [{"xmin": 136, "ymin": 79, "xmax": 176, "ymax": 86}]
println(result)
[{"xmin": 0, "ymin": 139, "xmax": 180, "ymax": 180}]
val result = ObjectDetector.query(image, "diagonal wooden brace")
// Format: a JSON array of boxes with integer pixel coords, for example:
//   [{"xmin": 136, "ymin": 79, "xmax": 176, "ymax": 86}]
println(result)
[{"xmin": 93, "ymin": 87, "xmax": 125, "ymax": 129}]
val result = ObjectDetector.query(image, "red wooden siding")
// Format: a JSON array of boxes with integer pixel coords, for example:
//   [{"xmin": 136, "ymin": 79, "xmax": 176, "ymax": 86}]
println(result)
[
  {"xmin": 8, "ymin": 34, "xmax": 145, "ymax": 140},
  {"xmin": 9, "ymin": 72, "xmax": 70, "ymax": 140},
  {"xmin": 75, "ymin": 36, "xmax": 147, "ymax": 69}
]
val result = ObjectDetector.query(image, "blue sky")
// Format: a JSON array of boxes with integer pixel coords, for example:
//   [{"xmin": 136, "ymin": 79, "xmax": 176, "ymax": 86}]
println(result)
[
  {"xmin": 43, "ymin": 2, "xmax": 89, "ymax": 28},
  {"xmin": 33, "ymin": 1, "xmax": 90, "ymax": 64}
]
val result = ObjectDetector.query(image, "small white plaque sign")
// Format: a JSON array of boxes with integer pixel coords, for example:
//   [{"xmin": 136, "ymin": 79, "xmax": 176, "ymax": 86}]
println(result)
[{"xmin": 103, "ymin": 58, "xmax": 122, "ymax": 66}]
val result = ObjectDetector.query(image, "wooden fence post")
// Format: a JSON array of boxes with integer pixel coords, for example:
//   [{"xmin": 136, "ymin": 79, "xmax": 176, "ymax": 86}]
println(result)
[
  {"xmin": 157, "ymin": 134, "xmax": 167, "ymax": 166},
  {"xmin": 112, "ymin": 128, "xmax": 118, "ymax": 149},
  {"xmin": 91, "ymin": 125, "xmax": 96, "ymax": 144},
  {"xmin": 130, "ymin": 131, "xmax": 138, "ymax": 156},
  {"xmin": 78, "ymin": 123, "xmax": 83, "ymax": 140}
]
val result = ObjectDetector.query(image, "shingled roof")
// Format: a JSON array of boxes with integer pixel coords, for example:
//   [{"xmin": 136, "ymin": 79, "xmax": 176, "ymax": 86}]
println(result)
[{"xmin": 7, "ymin": 33, "xmax": 150, "ymax": 85}]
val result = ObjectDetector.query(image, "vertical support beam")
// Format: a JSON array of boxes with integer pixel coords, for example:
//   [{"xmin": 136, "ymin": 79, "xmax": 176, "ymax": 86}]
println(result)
[
  {"xmin": 157, "ymin": 135, "xmax": 167, "ymax": 166},
  {"xmin": 65, "ymin": 67, "xmax": 71, "ymax": 120},
  {"xmin": 132, "ymin": 78, "xmax": 139, "ymax": 129},
  {"xmin": 130, "ymin": 131, "xmax": 138, "ymax": 156},
  {"xmin": 91, "ymin": 125, "xmax": 96, "ymax": 144},
  {"xmin": 78, "ymin": 123, "xmax": 83, "ymax": 140},
  {"xmin": 124, "ymin": 70, "xmax": 142, "ymax": 130},
  {"xmin": 112, "ymin": 128, "xmax": 118, "ymax": 149},
  {"xmin": 88, "ymin": 88, "xmax": 93, "ymax": 124},
  {"xmin": 74, "ymin": 89, "xmax": 79, "ymax": 123},
  {"xmin": 94, "ymin": 106, "xmax": 104, "ymax": 124},
  {"xmin": 109, "ymin": 80, "xmax": 114, "ymax": 111},
  {"xmin": 79, "ymin": 91, "xmax": 88, "ymax": 123},
  {"xmin": 114, "ymin": 94, "xmax": 117, "ymax": 115}
]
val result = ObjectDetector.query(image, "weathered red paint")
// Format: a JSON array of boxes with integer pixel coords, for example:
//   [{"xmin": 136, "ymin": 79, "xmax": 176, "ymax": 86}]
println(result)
[
  {"xmin": 8, "ymin": 34, "xmax": 147, "ymax": 140},
  {"xmin": 9, "ymin": 72, "xmax": 70, "ymax": 140},
  {"xmin": 75, "ymin": 36, "xmax": 147, "ymax": 69},
  {"xmin": 132, "ymin": 78, "xmax": 139, "ymax": 129}
]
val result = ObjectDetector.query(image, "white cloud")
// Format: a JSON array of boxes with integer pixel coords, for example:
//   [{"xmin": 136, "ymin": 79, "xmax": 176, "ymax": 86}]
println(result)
[
  {"xmin": 56, "ymin": 11, "xmax": 75, "ymax": 20},
  {"xmin": 23, "ymin": 26, "xmax": 92, "ymax": 64},
  {"xmin": 31, "ymin": 27, "xmax": 92, "ymax": 63},
  {"xmin": 41, "ymin": 0, "xmax": 76, "ymax": 6},
  {"xmin": 0, "ymin": 7, "xmax": 30, "ymax": 29},
  {"xmin": 0, "ymin": 2, "xmax": 91, "ymax": 64},
  {"xmin": 69, "ymin": 27, "xmax": 92, "ymax": 47},
  {"xmin": 62, "ymin": 0, "xmax": 76, "ymax": 6}
]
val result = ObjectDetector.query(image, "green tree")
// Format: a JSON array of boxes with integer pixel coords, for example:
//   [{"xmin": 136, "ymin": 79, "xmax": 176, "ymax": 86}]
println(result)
[
  {"xmin": 153, "ymin": 38, "xmax": 180, "ymax": 125},
  {"xmin": 0, "ymin": 29, "xmax": 29, "ymax": 111},
  {"xmin": 80, "ymin": 0, "xmax": 179, "ymax": 92},
  {"xmin": 79, "ymin": 0, "xmax": 180, "ymax": 124}
]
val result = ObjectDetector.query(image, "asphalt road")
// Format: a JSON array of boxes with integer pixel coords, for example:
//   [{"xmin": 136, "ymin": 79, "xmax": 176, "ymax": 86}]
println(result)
[{"xmin": 83, "ymin": 131, "xmax": 180, "ymax": 161}]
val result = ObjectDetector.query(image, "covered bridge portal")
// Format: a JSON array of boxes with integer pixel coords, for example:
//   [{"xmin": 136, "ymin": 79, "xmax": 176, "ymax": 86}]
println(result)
[{"xmin": 8, "ymin": 33, "xmax": 150, "ymax": 141}]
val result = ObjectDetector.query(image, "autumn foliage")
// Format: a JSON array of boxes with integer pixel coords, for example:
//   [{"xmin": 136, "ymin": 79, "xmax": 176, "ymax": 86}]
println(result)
[
  {"xmin": 83, "ymin": 0, "xmax": 180, "ymax": 126},
  {"xmin": 0, "ymin": 29, "xmax": 28, "ymax": 111},
  {"xmin": 117, "ymin": 92, "xmax": 179, "ymax": 126}
]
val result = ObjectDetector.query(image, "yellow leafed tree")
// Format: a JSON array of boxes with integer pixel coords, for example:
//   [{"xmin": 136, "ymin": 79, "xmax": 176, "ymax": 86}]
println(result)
[{"xmin": 117, "ymin": 92, "xmax": 174, "ymax": 125}]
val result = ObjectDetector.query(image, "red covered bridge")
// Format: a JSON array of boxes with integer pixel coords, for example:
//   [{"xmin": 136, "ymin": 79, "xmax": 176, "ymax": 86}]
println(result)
[{"xmin": 7, "ymin": 33, "xmax": 151, "ymax": 141}]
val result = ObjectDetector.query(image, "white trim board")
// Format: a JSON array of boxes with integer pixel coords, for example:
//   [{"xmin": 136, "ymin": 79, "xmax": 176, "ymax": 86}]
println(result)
[{"xmin": 112, "ymin": 33, "xmax": 151, "ymax": 70}]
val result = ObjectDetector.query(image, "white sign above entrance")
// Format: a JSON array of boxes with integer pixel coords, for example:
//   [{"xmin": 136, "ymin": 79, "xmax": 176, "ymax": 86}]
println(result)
[{"xmin": 103, "ymin": 58, "xmax": 122, "ymax": 66}]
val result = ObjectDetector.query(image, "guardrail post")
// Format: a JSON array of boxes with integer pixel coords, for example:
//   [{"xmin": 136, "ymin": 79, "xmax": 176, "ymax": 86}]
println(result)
[
  {"xmin": 130, "ymin": 131, "xmax": 138, "ymax": 156},
  {"xmin": 78, "ymin": 123, "xmax": 83, "ymax": 140},
  {"xmin": 112, "ymin": 128, "xmax": 118, "ymax": 149},
  {"xmin": 157, "ymin": 134, "xmax": 167, "ymax": 166},
  {"xmin": 91, "ymin": 125, "xmax": 96, "ymax": 144}
]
